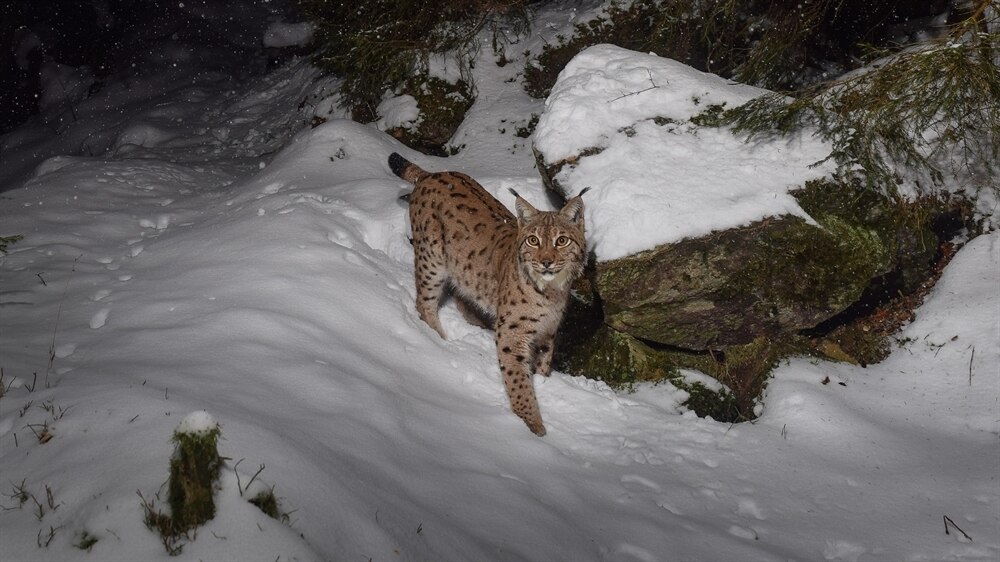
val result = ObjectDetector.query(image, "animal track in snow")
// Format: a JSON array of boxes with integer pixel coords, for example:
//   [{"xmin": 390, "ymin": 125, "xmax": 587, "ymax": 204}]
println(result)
[
  {"xmin": 90, "ymin": 308, "xmax": 110, "ymax": 329},
  {"xmin": 261, "ymin": 182, "xmax": 284, "ymax": 195},
  {"xmin": 727, "ymin": 525, "xmax": 758, "ymax": 541},
  {"xmin": 735, "ymin": 497, "xmax": 766, "ymax": 520},
  {"xmin": 54, "ymin": 343, "xmax": 77, "ymax": 358},
  {"xmin": 620, "ymin": 474, "xmax": 662, "ymax": 492},
  {"xmin": 91, "ymin": 289, "xmax": 112, "ymax": 301},
  {"xmin": 611, "ymin": 543, "xmax": 658, "ymax": 562},
  {"xmin": 327, "ymin": 228, "xmax": 354, "ymax": 248},
  {"xmin": 822, "ymin": 540, "xmax": 868, "ymax": 561},
  {"xmin": 139, "ymin": 215, "xmax": 171, "ymax": 230}
]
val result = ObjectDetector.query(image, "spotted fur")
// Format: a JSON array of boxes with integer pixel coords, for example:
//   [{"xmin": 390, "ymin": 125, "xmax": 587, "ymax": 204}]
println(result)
[{"xmin": 389, "ymin": 152, "xmax": 588, "ymax": 436}]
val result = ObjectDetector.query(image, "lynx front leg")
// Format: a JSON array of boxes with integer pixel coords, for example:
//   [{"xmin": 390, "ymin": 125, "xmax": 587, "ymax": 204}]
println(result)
[
  {"xmin": 532, "ymin": 335, "xmax": 556, "ymax": 377},
  {"xmin": 496, "ymin": 330, "xmax": 546, "ymax": 436}
]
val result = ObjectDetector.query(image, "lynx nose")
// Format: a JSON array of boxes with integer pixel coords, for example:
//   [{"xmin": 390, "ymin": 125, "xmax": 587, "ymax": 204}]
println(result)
[{"xmin": 541, "ymin": 260, "xmax": 553, "ymax": 269}]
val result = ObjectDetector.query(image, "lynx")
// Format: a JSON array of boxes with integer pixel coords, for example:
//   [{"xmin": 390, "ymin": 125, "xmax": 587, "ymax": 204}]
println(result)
[{"xmin": 389, "ymin": 152, "xmax": 588, "ymax": 436}]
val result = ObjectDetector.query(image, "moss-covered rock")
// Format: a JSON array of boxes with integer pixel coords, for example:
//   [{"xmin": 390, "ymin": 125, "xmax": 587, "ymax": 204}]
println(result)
[
  {"xmin": 557, "ymin": 321, "xmax": 778, "ymax": 422},
  {"xmin": 385, "ymin": 76, "xmax": 474, "ymax": 156},
  {"xmin": 594, "ymin": 180, "xmax": 917, "ymax": 350},
  {"xmin": 551, "ymin": 177, "xmax": 956, "ymax": 421}
]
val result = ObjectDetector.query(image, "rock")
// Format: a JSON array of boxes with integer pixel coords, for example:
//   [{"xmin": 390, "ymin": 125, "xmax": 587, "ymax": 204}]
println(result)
[
  {"xmin": 532, "ymin": 46, "xmax": 951, "ymax": 419},
  {"xmin": 384, "ymin": 76, "xmax": 473, "ymax": 156},
  {"xmin": 591, "ymin": 179, "xmax": 934, "ymax": 350}
]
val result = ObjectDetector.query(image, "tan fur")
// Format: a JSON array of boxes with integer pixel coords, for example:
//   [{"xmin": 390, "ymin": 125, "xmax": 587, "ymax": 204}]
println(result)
[{"xmin": 389, "ymin": 153, "xmax": 588, "ymax": 436}]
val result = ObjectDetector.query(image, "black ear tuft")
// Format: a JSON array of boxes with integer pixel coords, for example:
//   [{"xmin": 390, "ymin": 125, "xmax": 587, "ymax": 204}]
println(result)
[
  {"xmin": 388, "ymin": 152, "xmax": 411, "ymax": 178},
  {"xmin": 508, "ymin": 188, "xmax": 521, "ymax": 199},
  {"xmin": 578, "ymin": 187, "xmax": 592, "ymax": 197}
]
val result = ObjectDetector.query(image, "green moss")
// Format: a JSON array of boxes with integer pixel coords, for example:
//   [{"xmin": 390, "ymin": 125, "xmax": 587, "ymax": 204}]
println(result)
[
  {"xmin": 390, "ymin": 76, "xmax": 474, "ymax": 156},
  {"xmin": 249, "ymin": 488, "xmax": 285, "ymax": 522},
  {"xmin": 167, "ymin": 424, "xmax": 222, "ymax": 533},
  {"xmin": 0, "ymin": 234, "xmax": 23, "ymax": 254},
  {"xmin": 302, "ymin": 0, "xmax": 528, "ymax": 113},
  {"xmin": 514, "ymin": 114, "xmax": 539, "ymax": 138},
  {"xmin": 689, "ymin": 103, "xmax": 728, "ymax": 127},
  {"xmin": 558, "ymin": 325, "xmax": 771, "ymax": 422},
  {"xmin": 567, "ymin": 176, "xmax": 954, "ymax": 419},
  {"xmin": 561, "ymin": 324, "xmax": 677, "ymax": 388}
]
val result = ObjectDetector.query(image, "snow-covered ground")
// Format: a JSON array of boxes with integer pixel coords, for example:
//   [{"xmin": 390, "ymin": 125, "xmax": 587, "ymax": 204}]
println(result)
[{"xmin": 1, "ymin": 8, "xmax": 998, "ymax": 562}]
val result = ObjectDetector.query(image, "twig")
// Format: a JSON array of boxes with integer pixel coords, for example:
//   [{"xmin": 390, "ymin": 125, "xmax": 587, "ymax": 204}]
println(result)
[
  {"xmin": 943, "ymin": 514, "xmax": 973, "ymax": 542},
  {"xmin": 234, "ymin": 458, "xmax": 245, "ymax": 495},
  {"xmin": 45, "ymin": 484, "xmax": 58, "ymax": 511},
  {"xmin": 245, "ymin": 464, "xmax": 266, "ymax": 493},
  {"xmin": 609, "ymin": 69, "xmax": 664, "ymax": 102},
  {"xmin": 968, "ymin": 346, "xmax": 975, "ymax": 385},
  {"xmin": 37, "ymin": 525, "xmax": 61, "ymax": 548}
]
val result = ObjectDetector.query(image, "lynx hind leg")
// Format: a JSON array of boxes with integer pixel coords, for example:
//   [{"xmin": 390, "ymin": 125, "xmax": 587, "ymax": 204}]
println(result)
[
  {"xmin": 497, "ymin": 331, "xmax": 546, "ymax": 436},
  {"xmin": 412, "ymin": 239, "xmax": 449, "ymax": 339}
]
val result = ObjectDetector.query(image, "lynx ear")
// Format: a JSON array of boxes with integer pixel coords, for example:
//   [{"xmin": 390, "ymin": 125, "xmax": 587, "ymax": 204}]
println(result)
[
  {"xmin": 560, "ymin": 190, "xmax": 587, "ymax": 225},
  {"xmin": 509, "ymin": 188, "xmax": 539, "ymax": 221}
]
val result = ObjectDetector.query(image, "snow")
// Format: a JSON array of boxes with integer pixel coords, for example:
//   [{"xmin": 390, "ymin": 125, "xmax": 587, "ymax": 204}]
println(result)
[
  {"xmin": 376, "ymin": 94, "xmax": 421, "ymax": 131},
  {"xmin": 1, "ymin": 7, "xmax": 998, "ymax": 562},
  {"xmin": 535, "ymin": 44, "xmax": 835, "ymax": 261},
  {"xmin": 175, "ymin": 411, "xmax": 218, "ymax": 436}
]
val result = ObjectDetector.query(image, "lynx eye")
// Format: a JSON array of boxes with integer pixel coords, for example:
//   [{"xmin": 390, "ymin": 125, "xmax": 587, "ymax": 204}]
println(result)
[
  {"xmin": 555, "ymin": 235, "xmax": 570, "ymax": 247},
  {"xmin": 525, "ymin": 235, "xmax": 540, "ymax": 247}
]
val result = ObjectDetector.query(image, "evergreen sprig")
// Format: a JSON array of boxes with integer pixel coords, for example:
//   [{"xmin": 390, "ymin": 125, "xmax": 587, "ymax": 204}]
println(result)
[
  {"xmin": 726, "ymin": 1, "xmax": 1000, "ymax": 196},
  {"xmin": 300, "ymin": 0, "xmax": 529, "ymax": 115}
]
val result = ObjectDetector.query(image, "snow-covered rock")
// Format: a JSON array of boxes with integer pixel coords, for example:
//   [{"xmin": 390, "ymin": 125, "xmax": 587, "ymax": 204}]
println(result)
[{"xmin": 534, "ymin": 44, "xmax": 834, "ymax": 262}]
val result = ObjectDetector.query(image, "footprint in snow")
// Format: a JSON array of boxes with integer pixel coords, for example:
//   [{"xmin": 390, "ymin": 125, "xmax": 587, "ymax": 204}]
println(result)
[
  {"xmin": 54, "ymin": 343, "xmax": 77, "ymax": 358},
  {"xmin": 620, "ymin": 474, "xmax": 662, "ymax": 492},
  {"xmin": 327, "ymin": 229, "xmax": 354, "ymax": 248},
  {"xmin": 91, "ymin": 289, "xmax": 112, "ymax": 301},
  {"xmin": 727, "ymin": 525, "xmax": 758, "ymax": 541},
  {"xmin": 94, "ymin": 256, "xmax": 124, "ymax": 271},
  {"xmin": 611, "ymin": 543, "xmax": 658, "ymax": 562},
  {"xmin": 735, "ymin": 497, "xmax": 767, "ymax": 520},
  {"xmin": 261, "ymin": 182, "xmax": 284, "ymax": 195},
  {"xmin": 90, "ymin": 308, "xmax": 110, "ymax": 329},
  {"xmin": 822, "ymin": 540, "xmax": 868, "ymax": 561},
  {"xmin": 139, "ymin": 215, "xmax": 171, "ymax": 230},
  {"xmin": 655, "ymin": 498, "xmax": 683, "ymax": 515},
  {"xmin": 343, "ymin": 250, "xmax": 367, "ymax": 267}
]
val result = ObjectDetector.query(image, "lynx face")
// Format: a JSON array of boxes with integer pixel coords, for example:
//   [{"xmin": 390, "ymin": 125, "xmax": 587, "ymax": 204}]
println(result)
[
  {"xmin": 516, "ymin": 198, "xmax": 587, "ymax": 292},
  {"xmin": 388, "ymin": 152, "xmax": 589, "ymax": 436}
]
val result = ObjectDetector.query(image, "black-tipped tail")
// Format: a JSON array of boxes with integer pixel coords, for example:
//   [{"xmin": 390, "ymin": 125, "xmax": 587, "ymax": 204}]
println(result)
[{"xmin": 388, "ymin": 152, "xmax": 411, "ymax": 179}]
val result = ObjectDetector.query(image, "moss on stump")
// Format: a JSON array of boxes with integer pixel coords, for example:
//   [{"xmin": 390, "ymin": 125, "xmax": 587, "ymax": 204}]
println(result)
[{"xmin": 167, "ymin": 412, "xmax": 222, "ymax": 534}]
